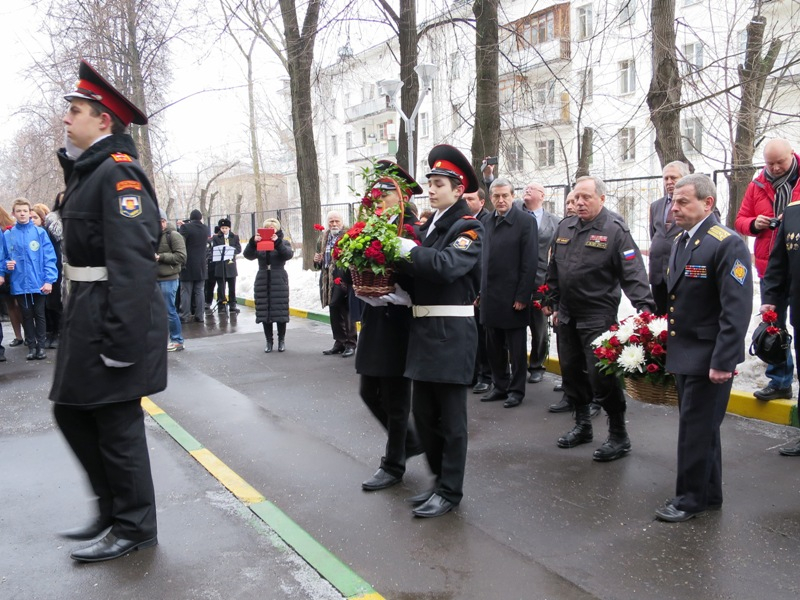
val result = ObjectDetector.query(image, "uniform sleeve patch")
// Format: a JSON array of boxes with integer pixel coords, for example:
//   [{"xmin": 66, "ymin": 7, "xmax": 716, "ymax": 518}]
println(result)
[
  {"xmin": 111, "ymin": 152, "xmax": 133, "ymax": 163},
  {"xmin": 453, "ymin": 236, "xmax": 473, "ymax": 250},
  {"xmin": 462, "ymin": 229, "xmax": 479, "ymax": 240},
  {"xmin": 622, "ymin": 248, "xmax": 636, "ymax": 260},
  {"xmin": 119, "ymin": 195, "xmax": 142, "ymax": 218},
  {"xmin": 707, "ymin": 225, "xmax": 731, "ymax": 241},
  {"xmin": 116, "ymin": 180, "xmax": 142, "ymax": 191},
  {"xmin": 730, "ymin": 259, "xmax": 748, "ymax": 285}
]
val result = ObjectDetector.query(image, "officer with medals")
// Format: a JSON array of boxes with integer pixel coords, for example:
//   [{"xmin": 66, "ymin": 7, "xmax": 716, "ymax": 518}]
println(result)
[
  {"xmin": 544, "ymin": 176, "xmax": 654, "ymax": 462},
  {"xmin": 355, "ymin": 161, "xmax": 424, "ymax": 492},
  {"xmin": 655, "ymin": 174, "xmax": 752, "ymax": 522},
  {"xmin": 50, "ymin": 60, "xmax": 166, "ymax": 561},
  {"xmin": 396, "ymin": 145, "xmax": 483, "ymax": 518}
]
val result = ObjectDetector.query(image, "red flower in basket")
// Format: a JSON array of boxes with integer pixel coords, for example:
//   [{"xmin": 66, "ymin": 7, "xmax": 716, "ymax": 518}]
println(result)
[
  {"xmin": 361, "ymin": 196, "xmax": 373, "ymax": 208},
  {"xmin": 332, "ymin": 246, "xmax": 341, "ymax": 260},
  {"xmin": 313, "ymin": 223, "xmax": 325, "ymax": 231}
]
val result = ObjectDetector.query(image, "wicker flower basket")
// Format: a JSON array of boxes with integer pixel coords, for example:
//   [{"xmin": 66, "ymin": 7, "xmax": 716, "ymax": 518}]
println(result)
[
  {"xmin": 350, "ymin": 266, "xmax": 396, "ymax": 297},
  {"xmin": 624, "ymin": 377, "xmax": 678, "ymax": 406}
]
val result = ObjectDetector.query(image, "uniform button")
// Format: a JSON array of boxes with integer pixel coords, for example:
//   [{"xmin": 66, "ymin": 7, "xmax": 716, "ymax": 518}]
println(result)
[
  {"xmin": 670, "ymin": 295, "xmax": 676, "ymax": 300},
  {"xmin": 670, "ymin": 331, "xmax": 676, "ymax": 337},
  {"xmin": 669, "ymin": 307, "xmax": 674, "ymax": 313},
  {"xmin": 669, "ymin": 319, "xmax": 675, "ymax": 324}
]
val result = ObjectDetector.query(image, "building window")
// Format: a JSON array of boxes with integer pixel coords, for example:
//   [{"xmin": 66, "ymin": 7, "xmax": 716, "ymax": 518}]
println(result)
[
  {"xmin": 618, "ymin": 195, "xmax": 635, "ymax": 224},
  {"xmin": 332, "ymin": 173, "xmax": 340, "ymax": 195},
  {"xmin": 516, "ymin": 10, "xmax": 555, "ymax": 49},
  {"xmin": 619, "ymin": 59, "xmax": 636, "ymax": 94},
  {"xmin": 507, "ymin": 142, "xmax": 524, "ymax": 172},
  {"xmin": 378, "ymin": 122, "xmax": 387, "ymax": 141},
  {"xmin": 682, "ymin": 117, "xmax": 703, "ymax": 154},
  {"xmin": 331, "ymin": 135, "xmax": 337, "ymax": 156},
  {"xmin": 576, "ymin": 5, "xmax": 593, "ymax": 40},
  {"xmin": 619, "ymin": 0, "xmax": 635, "ymax": 25},
  {"xmin": 345, "ymin": 131, "xmax": 353, "ymax": 149},
  {"xmin": 537, "ymin": 140, "xmax": 555, "ymax": 167},
  {"xmin": 361, "ymin": 127, "xmax": 367, "ymax": 146},
  {"xmin": 682, "ymin": 42, "xmax": 704, "ymax": 74},
  {"xmin": 580, "ymin": 68, "xmax": 593, "ymax": 102},
  {"xmin": 619, "ymin": 127, "xmax": 636, "ymax": 161},
  {"xmin": 347, "ymin": 172, "xmax": 356, "ymax": 192},
  {"xmin": 451, "ymin": 103, "xmax": 461, "ymax": 131},
  {"xmin": 534, "ymin": 80, "xmax": 556, "ymax": 105},
  {"xmin": 420, "ymin": 112, "xmax": 430, "ymax": 137}
]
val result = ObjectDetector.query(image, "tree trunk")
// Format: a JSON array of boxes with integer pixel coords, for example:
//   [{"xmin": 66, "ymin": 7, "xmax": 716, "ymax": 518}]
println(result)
[
  {"xmin": 246, "ymin": 43, "xmax": 266, "ymax": 215},
  {"xmin": 396, "ymin": 0, "xmax": 418, "ymax": 175},
  {"xmin": 124, "ymin": 0, "xmax": 155, "ymax": 182},
  {"xmin": 726, "ymin": 15, "xmax": 782, "ymax": 227},
  {"xmin": 279, "ymin": 0, "xmax": 322, "ymax": 270},
  {"xmin": 575, "ymin": 127, "xmax": 593, "ymax": 180},
  {"xmin": 471, "ymin": 0, "xmax": 500, "ymax": 189},
  {"xmin": 646, "ymin": 0, "xmax": 691, "ymax": 170}
]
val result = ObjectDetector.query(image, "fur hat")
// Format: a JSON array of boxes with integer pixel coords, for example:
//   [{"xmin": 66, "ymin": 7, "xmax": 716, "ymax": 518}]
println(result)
[{"xmin": 218, "ymin": 218, "xmax": 231, "ymax": 228}]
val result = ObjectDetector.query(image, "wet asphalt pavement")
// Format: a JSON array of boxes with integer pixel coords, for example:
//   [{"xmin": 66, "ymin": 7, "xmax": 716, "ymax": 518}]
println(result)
[{"xmin": 1, "ymin": 305, "xmax": 799, "ymax": 600}]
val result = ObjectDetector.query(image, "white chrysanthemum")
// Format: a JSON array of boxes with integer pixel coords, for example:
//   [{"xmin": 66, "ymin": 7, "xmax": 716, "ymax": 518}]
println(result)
[
  {"xmin": 616, "ymin": 320, "xmax": 637, "ymax": 344},
  {"xmin": 592, "ymin": 330, "xmax": 614, "ymax": 348},
  {"xmin": 649, "ymin": 317, "xmax": 668, "ymax": 338},
  {"xmin": 617, "ymin": 344, "xmax": 646, "ymax": 373}
]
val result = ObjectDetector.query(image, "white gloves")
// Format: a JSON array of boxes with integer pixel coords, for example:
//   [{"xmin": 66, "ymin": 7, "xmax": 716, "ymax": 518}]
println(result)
[
  {"xmin": 101, "ymin": 354, "xmax": 134, "ymax": 368},
  {"xmin": 398, "ymin": 237, "xmax": 417, "ymax": 258},
  {"xmin": 356, "ymin": 284, "xmax": 412, "ymax": 307}
]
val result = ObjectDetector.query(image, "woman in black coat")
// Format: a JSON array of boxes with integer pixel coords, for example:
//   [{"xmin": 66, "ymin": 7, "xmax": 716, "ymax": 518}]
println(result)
[{"xmin": 243, "ymin": 218, "xmax": 293, "ymax": 352}]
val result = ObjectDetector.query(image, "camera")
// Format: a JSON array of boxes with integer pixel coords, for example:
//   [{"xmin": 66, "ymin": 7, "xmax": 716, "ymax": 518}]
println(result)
[
  {"xmin": 486, "ymin": 156, "xmax": 498, "ymax": 165},
  {"xmin": 768, "ymin": 217, "xmax": 781, "ymax": 230}
]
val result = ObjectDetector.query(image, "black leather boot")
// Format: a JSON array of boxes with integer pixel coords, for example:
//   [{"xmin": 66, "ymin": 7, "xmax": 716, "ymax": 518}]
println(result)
[
  {"xmin": 278, "ymin": 338, "xmax": 285, "ymax": 352},
  {"xmin": 557, "ymin": 405, "xmax": 593, "ymax": 448},
  {"xmin": 265, "ymin": 339, "xmax": 273, "ymax": 353},
  {"xmin": 593, "ymin": 411, "xmax": 631, "ymax": 461}
]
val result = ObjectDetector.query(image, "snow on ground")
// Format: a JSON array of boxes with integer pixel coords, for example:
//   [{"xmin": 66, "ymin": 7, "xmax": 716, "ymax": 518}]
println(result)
[{"xmin": 235, "ymin": 255, "xmax": 791, "ymax": 394}]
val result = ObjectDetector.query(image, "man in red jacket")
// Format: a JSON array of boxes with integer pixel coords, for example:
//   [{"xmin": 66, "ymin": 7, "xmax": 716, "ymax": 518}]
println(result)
[{"xmin": 735, "ymin": 138, "xmax": 800, "ymax": 400}]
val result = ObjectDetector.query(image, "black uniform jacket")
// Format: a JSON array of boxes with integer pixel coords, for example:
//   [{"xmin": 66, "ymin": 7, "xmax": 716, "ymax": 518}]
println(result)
[
  {"xmin": 401, "ymin": 198, "xmax": 483, "ymax": 385},
  {"xmin": 243, "ymin": 231, "xmax": 294, "ymax": 324},
  {"xmin": 547, "ymin": 207, "xmax": 654, "ymax": 326},
  {"xmin": 50, "ymin": 134, "xmax": 167, "ymax": 406},
  {"xmin": 665, "ymin": 214, "xmax": 753, "ymax": 375},
  {"xmin": 355, "ymin": 208, "xmax": 417, "ymax": 378},
  {"xmin": 648, "ymin": 195, "xmax": 683, "ymax": 287},
  {"xmin": 763, "ymin": 200, "xmax": 800, "ymax": 327},
  {"xmin": 212, "ymin": 232, "xmax": 241, "ymax": 278},
  {"xmin": 479, "ymin": 204, "xmax": 538, "ymax": 329},
  {"xmin": 179, "ymin": 219, "xmax": 210, "ymax": 280}
]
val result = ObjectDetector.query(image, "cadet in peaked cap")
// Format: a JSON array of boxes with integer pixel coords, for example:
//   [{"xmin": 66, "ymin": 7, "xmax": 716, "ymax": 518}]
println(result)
[
  {"xmin": 425, "ymin": 144, "xmax": 479, "ymax": 194},
  {"xmin": 64, "ymin": 60, "xmax": 148, "ymax": 126},
  {"xmin": 374, "ymin": 160, "xmax": 424, "ymax": 196}
]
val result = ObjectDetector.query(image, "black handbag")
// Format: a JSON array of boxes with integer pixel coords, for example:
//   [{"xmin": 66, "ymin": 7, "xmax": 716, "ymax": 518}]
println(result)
[{"xmin": 749, "ymin": 321, "xmax": 793, "ymax": 365}]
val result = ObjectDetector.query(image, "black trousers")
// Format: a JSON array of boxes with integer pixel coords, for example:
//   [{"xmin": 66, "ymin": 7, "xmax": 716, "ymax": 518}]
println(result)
[
  {"xmin": 53, "ymin": 399, "xmax": 157, "ymax": 539},
  {"xmin": 360, "ymin": 375, "xmax": 421, "ymax": 478},
  {"xmin": 557, "ymin": 318, "xmax": 626, "ymax": 414},
  {"xmin": 651, "ymin": 281, "xmax": 669, "ymax": 317},
  {"xmin": 486, "ymin": 325, "xmax": 528, "ymax": 397},
  {"xmin": 216, "ymin": 276, "xmax": 237, "ymax": 305},
  {"xmin": 412, "ymin": 381, "xmax": 468, "ymax": 504},
  {"xmin": 528, "ymin": 307, "xmax": 549, "ymax": 372},
  {"xmin": 329, "ymin": 301, "xmax": 357, "ymax": 349},
  {"xmin": 263, "ymin": 321, "xmax": 287, "ymax": 340},
  {"xmin": 18, "ymin": 293, "xmax": 46, "ymax": 350},
  {"xmin": 673, "ymin": 374, "xmax": 731, "ymax": 512},
  {"xmin": 472, "ymin": 308, "xmax": 491, "ymax": 385}
]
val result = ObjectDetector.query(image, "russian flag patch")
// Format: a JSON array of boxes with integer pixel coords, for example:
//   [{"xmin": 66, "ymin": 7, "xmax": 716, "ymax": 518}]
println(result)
[{"xmin": 622, "ymin": 249, "xmax": 636, "ymax": 261}]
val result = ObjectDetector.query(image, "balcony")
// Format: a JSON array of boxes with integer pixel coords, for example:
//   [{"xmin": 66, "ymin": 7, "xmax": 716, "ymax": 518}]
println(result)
[
  {"xmin": 503, "ymin": 103, "xmax": 570, "ymax": 128},
  {"xmin": 346, "ymin": 139, "xmax": 398, "ymax": 163},
  {"xmin": 501, "ymin": 38, "xmax": 572, "ymax": 75},
  {"xmin": 344, "ymin": 96, "xmax": 393, "ymax": 122}
]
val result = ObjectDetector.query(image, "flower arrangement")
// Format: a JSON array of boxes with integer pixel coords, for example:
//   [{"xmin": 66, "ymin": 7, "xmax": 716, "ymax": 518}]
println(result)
[
  {"xmin": 333, "ymin": 161, "xmax": 419, "ymax": 281},
  {"xmin": 532, "ymin": 283, "xmax": 555, "ymax": 311},
  {"xmin": 591, "ymin": 312, "xmax": 673, "ymax": 386}
]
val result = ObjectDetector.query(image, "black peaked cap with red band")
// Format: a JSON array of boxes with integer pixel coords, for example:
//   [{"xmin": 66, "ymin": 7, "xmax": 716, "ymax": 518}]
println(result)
[
  {"xmin": 64, "ymin": 60, "xmax": 148, "ymax": 126},
  {"xmin": 375, "ymin": 160, "xmax": 423, "ymax": 195},
  {"xmin": 425, "ymin": 144, "xmax": 479, "ymax": 193}
]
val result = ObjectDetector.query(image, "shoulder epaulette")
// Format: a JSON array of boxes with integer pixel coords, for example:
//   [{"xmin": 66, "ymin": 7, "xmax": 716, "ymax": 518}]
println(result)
[
  {"xmin": 707, "ymin": 225, "xmax": 731, "ymax": 241},
  {"xmin": 462, "ymin": 229, "xmax": 479, "ymax": 240},
  {"xmin": 111, "ymin": 153, "xmax": 133, "ymax": 163}
]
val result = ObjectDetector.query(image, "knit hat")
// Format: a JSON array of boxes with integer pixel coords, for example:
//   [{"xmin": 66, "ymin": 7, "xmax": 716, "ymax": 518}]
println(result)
[{"xmin": 159, "ymin": 208, "xmax": 167, "ymax": 221}]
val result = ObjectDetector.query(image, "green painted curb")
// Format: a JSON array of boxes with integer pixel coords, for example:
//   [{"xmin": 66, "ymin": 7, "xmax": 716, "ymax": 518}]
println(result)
[
  {"xmin": 149, "ymin": 412, "xmax": 203, "ymax": 452},
  {"xmin": 250, "ymin": 500, "xmax": 377, "ymax": 599}
]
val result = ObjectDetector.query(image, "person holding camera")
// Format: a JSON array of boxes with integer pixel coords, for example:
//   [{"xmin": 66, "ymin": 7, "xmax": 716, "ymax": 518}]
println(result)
[{"xmin": 735, "ymin": 138, "xmax": 800, "ymax": 401}]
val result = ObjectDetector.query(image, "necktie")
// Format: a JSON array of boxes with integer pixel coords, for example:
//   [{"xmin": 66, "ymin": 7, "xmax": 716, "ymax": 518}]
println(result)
[
  {"xmin": 664, "ymin": 197, "xmax": 673, "ymax": 225},
  {"xmin": 676, "ymin": 231, "xmax": 690, "ymax": 267}
]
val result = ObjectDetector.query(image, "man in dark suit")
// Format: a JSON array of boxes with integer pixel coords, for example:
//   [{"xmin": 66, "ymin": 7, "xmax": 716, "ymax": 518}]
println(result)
[
  {"xmin": 464, "ymin": 188, "xmax": 492, "ymax": 394},
  {"xmin": 519, "ymin": 181, "xmax": 560, "ymax": 384},
  {"xmin": 648, "ymin": 161, "xmax": 690, "ymax": 315},
  {"xmin": 354, "ymin": 161, "xmax": 423, "ymax": 492},
  {"xmin": 179, "ymin": 209, "xmax": 209, "ymax": 323},
  {"xmin": 655, "ymin": 174, "xmax": 752, "ymax": 522},
  {"xmin": 479, "ymin": 178, "xmax": 538, "ymax": 408}
]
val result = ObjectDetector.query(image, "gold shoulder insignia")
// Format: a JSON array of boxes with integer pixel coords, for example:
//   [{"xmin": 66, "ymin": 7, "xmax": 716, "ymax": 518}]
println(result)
[
  {"xmin": 111, "ymin": 153, "xmax": 133, "ymax": 163},
  {"xmin": 707, "ymin": 225, "xmax": 731, "ymax": 241}
]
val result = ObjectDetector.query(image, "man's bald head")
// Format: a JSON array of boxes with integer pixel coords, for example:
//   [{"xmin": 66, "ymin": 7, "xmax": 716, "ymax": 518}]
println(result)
[{"xmin": 764, "ymin": 138, "xmax": 795, "ymax": 177}]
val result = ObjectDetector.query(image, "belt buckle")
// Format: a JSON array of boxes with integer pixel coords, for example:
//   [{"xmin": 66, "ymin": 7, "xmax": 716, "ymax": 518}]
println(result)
[{"xmin": 412, "ymin": 305, "xmax": 429, "ymax": 318}]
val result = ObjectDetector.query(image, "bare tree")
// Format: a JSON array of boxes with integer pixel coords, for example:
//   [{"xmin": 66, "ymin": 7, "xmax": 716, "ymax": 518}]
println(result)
[{"xmin": 471, "ymin": 0, "xmax": 500, "ymax": 181}]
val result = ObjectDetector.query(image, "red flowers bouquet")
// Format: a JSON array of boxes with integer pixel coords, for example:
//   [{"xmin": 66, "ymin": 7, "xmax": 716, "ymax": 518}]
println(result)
[
  {"xmin": 591, "ymin": 312, "xmax": 673, "ymax": 386},
  {"xmin": 532, "ymin": 284, "xmax": 555, "ymax": 311},
  {"xmin": 334, "ymin": 162, "xmax": 419, "ymax": 296},
  {"xmin": 750, "ymin": 309, "xmax": 793, "ymax": 365}
]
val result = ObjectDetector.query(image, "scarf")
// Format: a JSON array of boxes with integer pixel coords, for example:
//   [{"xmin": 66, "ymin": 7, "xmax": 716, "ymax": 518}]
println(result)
[{"xmin": 765, "ymin": 156, "xmax": 798, "ymax": 218}]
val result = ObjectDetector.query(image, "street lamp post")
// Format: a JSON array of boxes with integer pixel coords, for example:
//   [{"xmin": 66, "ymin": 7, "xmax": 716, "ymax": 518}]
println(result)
[{"xmin": 379, "ymin": 62, "xmax": 438, "ymax": 180}]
